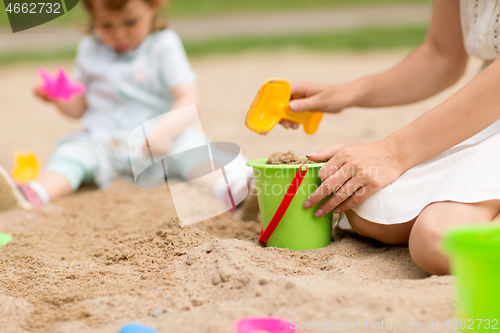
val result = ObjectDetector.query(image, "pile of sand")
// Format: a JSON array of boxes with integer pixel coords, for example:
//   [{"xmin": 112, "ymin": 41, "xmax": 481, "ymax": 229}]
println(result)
[
  {"xmin": 0, "ymin": 181, "xmax": 454, "ymax": 333},
  {"xmin": 266, "ymin": 150, "xmax": 320, "ymax": 165},
  {"xmin": 1, "ymin": 51, "xmax": 477, "ymax": 332}
]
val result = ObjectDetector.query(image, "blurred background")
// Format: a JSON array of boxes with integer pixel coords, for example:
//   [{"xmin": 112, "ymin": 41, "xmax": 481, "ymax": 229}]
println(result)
[
  {"xmin": 0, "ymin": 0, "xmax": 432, "ymax": 61},
  {"xmin": 4, "ymin": 0, "xmax": 482, "ymax": 176}
]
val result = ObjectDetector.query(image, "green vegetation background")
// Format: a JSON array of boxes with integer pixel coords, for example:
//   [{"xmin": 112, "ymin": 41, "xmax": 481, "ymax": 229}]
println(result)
[
  {"xmin": 0, "ymin": 0, "xmax": 431, "ymax": 65},
  {"xmin": 0, "ymin": 0, "xmax": 431, "ymax": 26}
]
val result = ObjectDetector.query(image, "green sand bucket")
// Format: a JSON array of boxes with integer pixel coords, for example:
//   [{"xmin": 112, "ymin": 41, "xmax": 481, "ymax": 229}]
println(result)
[
  {"xmin": 247, "ymin": 158, "xmax": 333, "ymax": 250},
  {"xmin": 0, "ymin": 233, "xmax": 12, "ymax": 248},
  {"xmin": 442, "ymin": 225, "xmax": 500, "ymax": 327}
]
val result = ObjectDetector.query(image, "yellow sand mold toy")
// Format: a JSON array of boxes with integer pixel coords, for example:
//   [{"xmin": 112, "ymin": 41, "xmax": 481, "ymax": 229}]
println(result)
[
  {"xmin": 11, "ymin": 151, "xmax": 42, "ymax": 184},
  {"xmin": 245, "ymin": 78, "xmax": 323, "ymax": 135}
]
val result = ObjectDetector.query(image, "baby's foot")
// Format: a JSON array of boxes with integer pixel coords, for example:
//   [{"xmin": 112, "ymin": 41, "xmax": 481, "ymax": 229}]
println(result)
[{"xmin": 0, "ymin": 166, "xmax": 42, "ymax": 212}]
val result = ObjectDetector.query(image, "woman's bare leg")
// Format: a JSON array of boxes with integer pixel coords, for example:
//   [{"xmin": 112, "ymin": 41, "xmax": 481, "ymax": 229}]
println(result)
[
  {"xmin": 492, "ymin": 211, "xmax": 500, "ymax": 222},
  {"xmin": 409, "ymin": 200, "xmax": 500, "ymax": 275},
  {"xmin": 345, "ymin": 210, "xmax": 416, "ymax": 245}
]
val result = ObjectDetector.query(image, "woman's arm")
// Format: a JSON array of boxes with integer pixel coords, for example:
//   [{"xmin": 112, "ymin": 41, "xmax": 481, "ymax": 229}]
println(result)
[
  {"xmin": 287, "ymin": 0, "xmax": 468, "ymax": 116},
  {"xmin": 34, "ymin": 87, "xmax": 87, "ymax": 118},
  {"xmin": 305, "ymin": 57, "xmax": 500, "ymax": 216},
  {"xmin": 144, "ymin": 82, "xmax": 200, "ymax": 156},
  {"xmin": 353, "ymin": 0, "xmax": 468, "ymax": 107}
]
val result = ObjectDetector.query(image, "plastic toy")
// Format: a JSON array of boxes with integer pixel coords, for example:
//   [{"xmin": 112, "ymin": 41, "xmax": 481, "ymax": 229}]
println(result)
[
  {"xmin": 442, "ymin": 225, "xmax": 500, "ymax": 326},
  {"xmin": 247, "ymin": 159, "xmax": 332, "ymax": 250},
  {"xmin": 245, "ymin": 78, "xmax": 323, "ymax": 135},
  {"xmin": 38, "ymin": 67, "xmax": 85, "ymax": 102},
  {"xmin": 119, "ymin": 323, "xmax": 157, "ymax": 333},
  {"xmin": 0, "ymin": 234, "xmax": 12, "ymax": 248},
  {"xmin": 11, "ymin": 151, "xmax": 42, "ymax": 184},
  {"xmin": 234, "ymin": 316, "xmax": 295, "ymax": 333}
]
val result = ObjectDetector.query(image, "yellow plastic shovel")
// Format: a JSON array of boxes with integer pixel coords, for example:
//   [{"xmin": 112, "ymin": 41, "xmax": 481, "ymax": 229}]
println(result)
[{"xmin": 245, "ymin": 78, "xmax": 323, "ymax": 135}]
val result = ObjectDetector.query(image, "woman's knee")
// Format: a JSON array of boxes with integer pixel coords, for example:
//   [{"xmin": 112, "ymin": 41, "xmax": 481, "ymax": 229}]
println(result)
[
  {"xmin": 409, "ymin": 200, "xmax": 500, "ymax": 275},
  {"xmin": 408, "ymin": 211, "xmax": 449, "ymax": 275}
]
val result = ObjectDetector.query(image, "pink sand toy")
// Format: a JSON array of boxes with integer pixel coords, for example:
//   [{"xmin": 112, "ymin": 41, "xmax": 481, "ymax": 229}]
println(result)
[
  {"xmin": 234, "ymin": 317, "xmax": 295, "ymax": 333},
  {"xmin": 38, "ymin": 67, "xmax": 85, "ymax": 102}
]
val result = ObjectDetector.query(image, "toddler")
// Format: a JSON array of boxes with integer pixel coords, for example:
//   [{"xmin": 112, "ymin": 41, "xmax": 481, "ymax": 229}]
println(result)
[{"xmin": 0, "ymin": 0, "xmax": 250, "ymax": 213}]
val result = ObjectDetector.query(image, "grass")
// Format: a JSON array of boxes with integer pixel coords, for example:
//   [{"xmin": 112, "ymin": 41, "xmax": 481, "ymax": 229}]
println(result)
[
  {"xmin": 0, "ymin": 0, "xmax": 431, "ymax": 28},
  {"xmin": 166, "ymin": 0, "xmax": 431, "ymax": 16},
  {"xmin": 0, "ymin": 48, "xmax": 77, "ymax": 66},
  {"xmin": 0, "ymin": 25, "xmax": 427, "ymax": 66},
  {"xmin": 184, "ymin": 26, "xmax": 427, "ymax": 56}
]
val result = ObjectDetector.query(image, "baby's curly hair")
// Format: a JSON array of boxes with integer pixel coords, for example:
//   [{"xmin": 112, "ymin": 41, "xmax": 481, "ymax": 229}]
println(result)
[{"xmin": 81, "ymin": 0, "xmax": 168, "ymax": 32}]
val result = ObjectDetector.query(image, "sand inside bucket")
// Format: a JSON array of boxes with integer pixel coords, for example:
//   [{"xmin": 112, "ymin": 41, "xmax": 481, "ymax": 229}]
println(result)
[{"xmin": 265, "ymin": 150, "xmax": 327, "ymax": 165}]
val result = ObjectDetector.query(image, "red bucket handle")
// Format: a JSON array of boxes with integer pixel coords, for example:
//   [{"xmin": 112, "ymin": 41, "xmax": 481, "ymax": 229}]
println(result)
[{"xmin": 259, "ymin": 164, "xmax": 308, "ymax": 244}]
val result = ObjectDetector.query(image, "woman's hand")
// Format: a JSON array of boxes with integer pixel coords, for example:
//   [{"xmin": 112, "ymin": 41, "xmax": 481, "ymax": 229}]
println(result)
[
  {"xmin": 289, "ymin": 81, "xmax": 357, "ymax": 113},
  {"xmin": 303, "ymin": 140, "xmax": 405, "ymax": 216},
  {"xmin": 280, "ymin": 81, "xmax": 359, "ymax": 129}
]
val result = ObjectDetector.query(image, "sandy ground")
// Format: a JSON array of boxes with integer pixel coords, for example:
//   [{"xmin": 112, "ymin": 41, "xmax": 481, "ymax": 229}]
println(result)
[{"xmin": 0, "ymin": 50, "xmax": 484, "ymax": 332}]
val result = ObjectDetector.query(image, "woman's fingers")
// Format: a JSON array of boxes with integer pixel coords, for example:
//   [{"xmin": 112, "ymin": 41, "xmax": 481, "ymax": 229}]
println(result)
[
  {"xmin": 303, "ymin": 141, "xmax": 405, "ymax": 215},
  {"xmin": 290, "ymin": 81, "xmax": 348, "ymax": 114},
  {"xmin": 289, "ymin": 97, "xmax": 318, "ymax": 113},
  {"xmin": 289, "ymin": 81, "xmax": 330, "ymax": 112},
  {"xmin": 308, "ymin": 145, "xmax": 349, "ymax": 182},
  {"xmin": 290, "ymin": 81, "xmax": 329, "ymax": 99},
  {"xmin": 280, "ymin": 119, "xmax": 291, "ymax": 128},
  {"xmin": 304, "ymin": 163, "xmax": 350, "ymax": 209},
  {"xmin": 333, "ymin": 185, "xmax": 377, "ymax": 213},
  {"xmin": 289, "ymin": 81, "xmax": 306, "ymax": 100},
  {"xmin": 313, "ymin": 178, "xmax": 364, "ymax": 216},
  {"xmin": 307, "ymin": 144, "xmax": 347, "ymax": 161},
  {"xmin": 279, "ymin": 119, "xmax": 299, "ymax": 129}
]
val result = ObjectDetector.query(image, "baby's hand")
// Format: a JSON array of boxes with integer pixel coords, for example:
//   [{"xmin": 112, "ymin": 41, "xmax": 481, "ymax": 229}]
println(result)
[
  {"xmin": 33, "ymin": 86, "xmax": 54, "ymax": 103},
  {"xmin": 143, "ymin": 130, "xmax": 173, "ymax": 158}
]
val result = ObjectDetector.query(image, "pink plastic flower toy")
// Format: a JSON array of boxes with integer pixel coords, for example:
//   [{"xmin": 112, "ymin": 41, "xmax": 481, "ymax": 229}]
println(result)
[
  {"xmin": 234, "ymin": 317, "xmax": 295, "ymax": 333},
  {"xmin": 38, "ymin": 67, "xmax": 85, "ymax": 102}
]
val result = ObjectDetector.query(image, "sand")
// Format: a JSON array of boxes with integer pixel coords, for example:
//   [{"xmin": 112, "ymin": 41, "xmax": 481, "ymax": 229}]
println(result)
[
  {"xmin": 0, "ymin": 50, "xmax": 484, "ymax": 332},
  {"xmin": 266, "ymin": 151, "xmax": 323, "ymax": 165}
]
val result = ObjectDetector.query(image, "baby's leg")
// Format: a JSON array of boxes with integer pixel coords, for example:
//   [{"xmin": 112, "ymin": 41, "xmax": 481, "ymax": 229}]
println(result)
[
  {"xmin": 345, "ymin": 210, "xmax": 416, "ymax": 245},
  {"xmin": 33, "ymin": 140, "xmax": 99, "ymax": 202},
  {"xmin": 0, "ymin": 140, "xmax": 98, "ymax": 211},
  {"xmin": 35, "ymin": 172, "xmax": 72, "ymax": 200},
  {"xmin": 408, "ymin": 200, "xmax": 500, "ymax": 275}
]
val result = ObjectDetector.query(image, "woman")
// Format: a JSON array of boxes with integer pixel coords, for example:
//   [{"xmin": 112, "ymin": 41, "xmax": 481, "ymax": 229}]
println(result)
[{"xmin": 285, "ymin": 0, "xmax": 500, "ymax": 274}]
